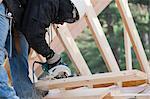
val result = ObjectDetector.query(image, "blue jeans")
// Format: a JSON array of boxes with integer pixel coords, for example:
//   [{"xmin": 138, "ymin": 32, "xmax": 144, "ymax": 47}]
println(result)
[
  {"xmin": 0, "ymin": 3, "xmax": 40, "ymax": 99},
  {"xmin": 0, "ymin": 3, "xmax": 19, "ymax": 99},
  {"xmin": 5, "ymin": 33, "xmax": 40, "ymax": 99}
]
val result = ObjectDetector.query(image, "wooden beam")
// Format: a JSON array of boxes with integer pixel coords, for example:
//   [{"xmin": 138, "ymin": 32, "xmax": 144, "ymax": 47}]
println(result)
[
  {"xmin": 44, "ymin": 86, "xmax": 115, "ymax": 99},
  {"xmin": 110, "ymin": 84, "xmax": 148, "ymax": 99},
  {"xmin": 84, "ymin": 0, "xmax": 120, "ymax": 72},
  {"xmin": 36, "ymin": 70, "xmax": 147, "ymax": 90},
  {"xmin": 110, "ymin": 84, "xmax": 150, "ymax": 99},
  {"xmin": 120, "ymin": 84, "xmax": 148, "ymax": 94},
  {"xmin": 92, "ymin": 0, "xmax": 112, "ymax": 16},
  {"xmin": 28, "ymin": 48, "xmax": 34, "ymax": 60},
  {"xmin": 45, "ymin": 97, "xmax": 102, "ymax": 99},
  {"xmin": 54, "ymin": 24, "xmax": 91, "ymax": 76},
  {"xmin": 141, "ymin": 85, "xmax": 150, "ymax": 94},
  {"xmin": 112, "ymin": 94, "xmax": 150, "ymax": 99},
  {"xmin": 115, "ymin": 0, "xmax": 150, "ymax": 81},
  {"xmin": 28, "ymin": 50, "xmax": 46, "ymax": 77},
  {"xmin": 124, "ymin": 26, "xmax": 132, "ymax": 70}
]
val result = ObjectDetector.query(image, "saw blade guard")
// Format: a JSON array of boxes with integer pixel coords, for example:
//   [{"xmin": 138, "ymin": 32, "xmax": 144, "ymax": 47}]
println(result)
[{"xmin": 48, "ymin": 65, "xmax": 72, "ymax": 78}]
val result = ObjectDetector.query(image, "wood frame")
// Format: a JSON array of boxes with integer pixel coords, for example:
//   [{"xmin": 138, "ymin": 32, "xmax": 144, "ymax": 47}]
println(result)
[
  {"xmin": 115, "ymin": 0, "xmax": 150, "ymax": 81},
  {"xmin": 36, "ymin": 70, "xmax": 147, "ymax": 90},
  {"xmin": 124, "ymin": 25, "xmax": 132, "ymax": 70},
  {"xmin": 44, "ymin": 86, "xmax": 115, "ymax": 99},
  {"xmin": 2, "ymin": 0, "xmax": 149, "ymax": 98},
  {"xmin": 43, "ymin": 84, "xmax": 150, "ymax": 99},
  {"xmin": 27, "ymin": 0, "xmax": 150, "ymax": 98},
  {"xmin": 84, "ymin": 0, "xmax": 120, "ymax": 72}
]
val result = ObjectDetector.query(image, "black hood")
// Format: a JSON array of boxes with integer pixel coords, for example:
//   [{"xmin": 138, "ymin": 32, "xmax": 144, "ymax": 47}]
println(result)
[{"xmin": 52, "ymin": 0, "xmax": 79, "ymax": 24}]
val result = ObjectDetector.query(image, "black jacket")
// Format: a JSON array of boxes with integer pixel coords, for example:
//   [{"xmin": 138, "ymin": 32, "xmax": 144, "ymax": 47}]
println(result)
[
  {"xmin": 22, "ymin": 0, "xmax": 59, "ymax": 57},
  {"xmin": 3, "ymin": 0, "xmax": 57, "ymax": 57},
  {"xmin": 3, "ymin": 0, "xmax": 75, "ymax": 58}
]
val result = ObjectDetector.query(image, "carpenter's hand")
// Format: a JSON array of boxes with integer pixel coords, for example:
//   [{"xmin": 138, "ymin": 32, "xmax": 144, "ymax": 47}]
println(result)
[
  {"xmin": 0, "ymin": 0, "xmax": 3, "ymax": 4},
  {"xmin": 46, "ymin": 53, "xmax": 61, "ymax": 67}
]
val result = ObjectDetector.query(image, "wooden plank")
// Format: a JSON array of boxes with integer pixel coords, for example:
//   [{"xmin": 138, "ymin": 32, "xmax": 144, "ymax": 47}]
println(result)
[
  {"xmin": 28, "ymin": 48, "xmax": 34, "ymax": 60},
  {"xmin": 112, "ymin": 94, "xmax": 150, "ymax": 99},
  {"xmin": 141, "ymin": 85, "xmax": 150, "ymax": 94},
  {"xmin": 84, "ymin": 0, "xmax": 120, "ymax": 72},
  {"xmin": 111, "ymin": 84, "xmax": 150, "ymax": 99},
  {"xmin": 111, "ymin": 84, "xmax": 148, "ymax": 99},
  {"xmin": 44, "ymin": 86, "xmax": 115, "ymax": 99},
  {"xmin": 92, "ymin": 0, "xmax": 112, "ymax": 16},
  {"xmin": 115, "ymin": 0, "xmax": 150, "ymax": 81},
  {"xmin": 33, "ymin": 54, "xmax": 45, "ymax": 77},
  {"xmin": 124, "ymin": 26, "xmax": 132, "ymax": 70},
  {"xmin": 36, "ymin": 70, "xmax": 147, "ymax": 90},
  {"xmin": 120, "ymin": 84, "xmax": 148, "ymax": 94},
  {"xmin": 54, "ymin": 24, "xmax": 91, "ymax": 76},
  {"xmin": 45, "ymin": 97, "xmax": 101, "ymax": 99},
  {"xmin": 94, "ymin": 80, "xmax": 146, "ymax": 88}
]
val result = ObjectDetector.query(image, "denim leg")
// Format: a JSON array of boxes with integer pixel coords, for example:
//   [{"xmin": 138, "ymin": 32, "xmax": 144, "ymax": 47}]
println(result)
[
  {"xmin": 0, "ymin": 3, "xmax": 19, "ymax": 99},
  {"xmin": 5, "ymin": 32, "xmax": 41, "ymax": 99}
]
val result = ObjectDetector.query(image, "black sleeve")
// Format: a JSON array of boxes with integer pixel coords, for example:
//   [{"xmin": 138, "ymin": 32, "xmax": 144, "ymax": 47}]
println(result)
[
  {"xmin": 22, "ymin": 6, "xmax": 54, "ymax": 57},
  {"xmin": 21, "ymin": 0, "xmax": 59, "ymax": 57},
  {"xmin": 23, "ymin": 19, "xmax": 54, "ymax": 57}
]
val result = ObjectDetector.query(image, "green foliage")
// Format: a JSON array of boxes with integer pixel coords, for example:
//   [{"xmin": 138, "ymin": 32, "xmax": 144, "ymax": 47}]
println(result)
[
  {"xmin": 129, "ymin": 0, "xmax": 150, "ymax": 5},
  {"xmin": 61, "ymin": 1, "xmax": 150, "ymax": 74}
]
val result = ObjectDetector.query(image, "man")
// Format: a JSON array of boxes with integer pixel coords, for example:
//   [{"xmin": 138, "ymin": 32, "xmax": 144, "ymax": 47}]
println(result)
[
  {"xmin": 22, "ymin": 0, "xmax": 84, "ymax": 67},
  {"xmin": 0, "ymin": 1, "xmax": 19, "ymax": 98},
  {"xmin": 2, "ymin": 0, "xmax": 84, "ymax": 98}
]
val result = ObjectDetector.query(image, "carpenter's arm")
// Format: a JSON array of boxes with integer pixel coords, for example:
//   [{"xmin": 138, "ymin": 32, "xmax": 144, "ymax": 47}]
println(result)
[
  {"xmin": 0, "ymin": 0, "xmax": 3, "ymax": 4},
  {"xmin": 23, "ymin": 20, "xmax": 54, "ymax": 58},
  {"xmin": 22, "ymin": 0, "xmax": 55, "ymax": 58}
]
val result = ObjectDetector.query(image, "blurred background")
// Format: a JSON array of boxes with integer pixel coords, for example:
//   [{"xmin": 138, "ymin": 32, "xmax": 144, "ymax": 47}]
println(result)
[{"xmin": 62, "ymin": 0, "xmax": 150, "ymax": 74}]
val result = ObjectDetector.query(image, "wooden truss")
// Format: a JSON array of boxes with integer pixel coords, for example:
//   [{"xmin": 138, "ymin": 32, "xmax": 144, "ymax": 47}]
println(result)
[{"xmin": 25, "ymin": 0, "xmax": 150, "ymax": 98}]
